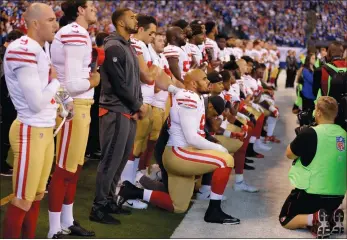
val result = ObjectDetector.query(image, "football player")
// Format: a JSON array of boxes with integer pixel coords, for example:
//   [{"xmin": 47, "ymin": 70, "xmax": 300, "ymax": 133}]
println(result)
[
  {"xmin": 164, "ymin": 26, "xmax": 190, "ymax": 82},
  {"xmin": 48, "ymin": 0, "xmax": 99, "ymax": 238},
  {"xmin": 2, "ymin": 3, "xmax": 60, "ymax": 238},
  {"xmin": 188, "ymin": 24, "xmax": 206, "ymax": 66},
  {"xmin": 116, "ymin": 69, "xmax": 241, "ymax": 225}
]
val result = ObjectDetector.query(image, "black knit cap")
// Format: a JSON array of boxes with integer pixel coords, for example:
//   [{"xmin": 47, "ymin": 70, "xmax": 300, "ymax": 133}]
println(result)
[
  {"xmin": 207, "ymin": 71, "xmax": 223, "ymax": 83},
  {"xmin": 223, "ymin": 60, "xmax": 239, "ymax": 71},
  {"xmin": 172, "ymin": 19, "xmax": 189, "ymax": 29},
  {"xmin": 209, "ymin": 96, "xmax": 225, "ymax": 115}
]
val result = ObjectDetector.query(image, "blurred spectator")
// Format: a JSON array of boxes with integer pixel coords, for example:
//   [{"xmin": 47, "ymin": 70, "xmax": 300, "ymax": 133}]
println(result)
[
  {"xmin": 286, "ymin": 50, "xmax": 298, "ymax": 88},
  {"xmin": 1, "ymin": 1, "xmax": 346, "ymax": 47}
]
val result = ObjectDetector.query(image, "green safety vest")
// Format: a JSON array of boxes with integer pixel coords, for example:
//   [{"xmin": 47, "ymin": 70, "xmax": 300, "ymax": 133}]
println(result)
[
  {"xmin": 295, "ymin": 83, "xmax": 303, "ymax": 108},
  {"xmin": 288, "ymin": 124, "xmax": 347, "ymax": 195},
  {"xmin": 314, "ymin": 59, "xmax": 320, "ymax": 68}
]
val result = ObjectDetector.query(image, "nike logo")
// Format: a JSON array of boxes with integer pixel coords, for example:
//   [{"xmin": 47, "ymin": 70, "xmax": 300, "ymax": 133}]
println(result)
[{"xmin": 126, "ymin": 201, "xmax": 133, "ymax": 206}]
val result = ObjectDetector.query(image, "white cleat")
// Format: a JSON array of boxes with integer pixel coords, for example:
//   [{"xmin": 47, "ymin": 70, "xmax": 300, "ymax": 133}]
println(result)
[
  {"xmin": 124, "ymin": 199, "xmax": 148, "ymax": 209},
  {"xmin": 254, "ymin": 140, "xmax": 272, "ymax": 152},
  {"xmin": 233, "ymin": 181, "xmax": 259, "ymax": 193},
  {"xmin": 196, "ymin": 191, "xmax": 227, "ymax": 201}
]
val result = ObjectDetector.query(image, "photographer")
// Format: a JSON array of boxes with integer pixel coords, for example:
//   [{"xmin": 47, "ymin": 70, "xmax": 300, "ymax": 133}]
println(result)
[{"xmin": 279, "ymin": 96, "xmax": 346, "ymax": 238}]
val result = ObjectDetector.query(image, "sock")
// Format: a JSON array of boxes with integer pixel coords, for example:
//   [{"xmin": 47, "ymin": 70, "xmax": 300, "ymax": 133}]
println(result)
[
  {"xmin": 250, "ymin": 136, "xmax": 256, "ymax": 143},
  {"xmin": 61, "ymin": 204, "xmax": 74, "ymax": 229},
  {"xmin": 147, "ymin": 190, "xmax": 174, "ymax": 212},
  {"xmin": 120, "ymin": 160, "xmax": 135, "ymax": 184},
  {"xmin": 3, "ymin": 203, "xmax": 27, "ymax": 238},
  {"xmin": 253, "ymin": 114, "xmax": 265, "ymax": 138},
  {"xmin": 210, "ymin": 191, "xmax": 223, "ymax": 200},
  {"xmin": 22, "ymin": 201, "xmax": 40, "ymax": 239},
  {"xmin": 199, "ymin": 185, "xmax": 211, "ymax": 193},
  {"xmin": 48, "ymin": 166, "xmax": 74, "ymax": 212},
  {"xmin": 211, "ymin": 167, "xmax": 232, "ymax": 195},
  {"xmin": 144, "ymin": 140, "xmax": 156, "ymax": 168},
  {"xmin": 307, "ymin": 214, "xmax": 313, "ymax": 226},
  {"xmin": 133, "ymin": 157, "xmax": 140, "ymax": 180},
  {"xmin": 235, "ymin": 174, "xmax": 244, "ymax": 183},
  {"xmin": 48, "ymin": 211, "xmax": 61, "ymax": 238},
  {"xmin": 64, "ymin": 165, "xmax": 82, "ymax": 205},
  {"xmin": 143, "ymin": 189, "xmax": 152, "ymax": 202},
  {"xmin": 266, "ymin": 116, "xmax": 277, "ymax": 137}
]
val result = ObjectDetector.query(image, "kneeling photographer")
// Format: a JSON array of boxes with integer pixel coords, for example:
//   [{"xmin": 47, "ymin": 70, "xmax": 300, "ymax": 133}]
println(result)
[{"xmin": 279, "ymin": 96, "xmax": 346, "ymax": 238}]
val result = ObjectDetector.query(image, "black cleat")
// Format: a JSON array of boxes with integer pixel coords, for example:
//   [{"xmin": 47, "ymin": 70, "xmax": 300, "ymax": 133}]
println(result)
[
  {"xmin": 52, "ymin": 231, "xmax": 68, "ymax": 239},
  {"xmin": 65, "ymin": 220, "xmax": 95, "ymax": 237},
  {"xmin": 204, "ymin": 206, "xmax": 240, "ymax": 225},
  {"xmin": 89, "ymin": 207, "xmax": 121, "ymax": 225},
  {"xmin": 245, "ymin": 158, "xmax": 254, "ymax": 164},
  {"xmin": 330, "ymin": 209, "xmax": 344, "ymax": 235},
  {"xmin": 117, "ymin": 181, "xmax": 142, "ymax": 207},
  {"xmin": 311, "ymin": 209, "xmax": 331, "ymax": 239},
  {"xmin": 244, "ymin": 163, "xmax": 255, "ymax": 170},
  {"xmin": 105, "ymin": 201, "xmax": 132, "ymax": 215}
]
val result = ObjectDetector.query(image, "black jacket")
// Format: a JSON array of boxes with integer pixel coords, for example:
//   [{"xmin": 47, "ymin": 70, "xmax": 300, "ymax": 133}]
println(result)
[{"xmin": 99, "ymin": 32, "xmax": 142, "ymax": 114}]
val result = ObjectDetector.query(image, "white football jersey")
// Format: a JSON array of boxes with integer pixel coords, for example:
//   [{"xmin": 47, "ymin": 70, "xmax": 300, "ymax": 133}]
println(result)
[
  {"xmin": 228, "ymin": 83, "xmax": 241, "ymax": 103},
  {"xmin": 4, "ymin": 36, "xmax": 59, "ymax": 127},
  {"xmin": 167, "ymin": 89, "xmax": 206, "ymax": 147},
  {"xmin": 232, "ymin": 47, "xmax": 243, "ymax": 60},
  {"xmin": 243, "ymin": 75, "xmax": 259, "ymax": 96},
  {"xmin": 148, "ymin": 44, "xmax": 170, "ymax": 110},
  {"xmin": 182, "ymin": 43, "xmax": 194, "ymax": 65},
  {"xmin": 205, "ymin": 38, "xmax": 220, "ymax": 60},
  {"xmin": 190, "ymin": 43, "xmax": 203, "ymax": 65},
  {"xmin": 51, "ymin": 22, "xmax": 93, "ymax": 99},
  {"xmin": 163, "ymin": 44, "xmax": 190, "ymax": 79},
  {"xmin": 131, "ymin": 37, "xmax": 155, "ymax": 105},
  {"xmin": 218, "ymin": 48, "xmax": 230, "ymax": 62}
]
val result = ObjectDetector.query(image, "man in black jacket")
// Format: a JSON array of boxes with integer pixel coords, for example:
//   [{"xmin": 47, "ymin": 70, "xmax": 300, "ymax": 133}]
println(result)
[
  {"xmin": 0, "ymin": 30, "xmax": 24, "ymax": 176},
  {"xmin": 90, "ymin": 8, "xmax": 148, "ymax": 225}
]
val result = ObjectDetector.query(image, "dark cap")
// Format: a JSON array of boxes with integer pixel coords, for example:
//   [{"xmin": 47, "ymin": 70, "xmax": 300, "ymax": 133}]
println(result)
[
  {"xmin": 209, "ymin": 96, "xmax": 225, "ymax": 115},
  {"xmin": 223, "ymin": 60, "xmax": 239, "ymax": 71},
  {"xmin": 191, "ymin": 24, "xmax": 203, "ymax": 36},
  {"xmin": 172, "ymin": 19, "xmax": 189, "ymax": 30},
  {"xmin": 207, "ymin": 71, "xmax": 223, "ymax": 83}
]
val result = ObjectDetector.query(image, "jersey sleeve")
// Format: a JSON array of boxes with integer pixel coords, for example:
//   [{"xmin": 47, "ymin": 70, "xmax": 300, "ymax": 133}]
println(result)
[
  {"xmin": 5, "ymin": 37, "xmax": 39, "ymax": 70},
  {"xmin": 60, "ymin": 24, "xmax": 89, "ymax": 46},
  {"xmin": 163, "ymin": 46, "xmax": 179, "ymax": 59},
  {"xmin": 175, "ymin": 90, "xmax": 199, "ymax": 109},
  {"xmin": 130, "ymin": 39, "xmax": 143, "ymax": 55}
]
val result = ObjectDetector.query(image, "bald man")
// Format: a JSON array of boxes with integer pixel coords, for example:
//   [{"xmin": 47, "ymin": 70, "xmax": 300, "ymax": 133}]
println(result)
[
  {"xmin": 114, "ymin": 69, "xmax": 241, "ymax": 225},
  {"xmin": 164, "ymin": 27, "xmax": 190, "ymax": 82},
  {"xmin": 2, "ymin": 3, "xmax": 60, "ymax": 238}
]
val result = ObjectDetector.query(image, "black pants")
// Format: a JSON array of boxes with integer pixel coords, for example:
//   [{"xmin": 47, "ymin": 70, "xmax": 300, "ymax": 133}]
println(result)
[
  {"xmin": 93, "ymin": 112, "xmax": 136, "ymax": 207},
  {"xmin": 279, "ymin": 189, "xmax": 344, "ymax": 226},
  {"xmin": 302, "ymin": 95, "xmax": 315, "ymax": 113},
  {"xmin": 0, "ymin": 97, "xmax": 16, "ymax": 171},
  {"xmin": 286, "ymin": 69, "xmax": 296, "ymax": 88}
]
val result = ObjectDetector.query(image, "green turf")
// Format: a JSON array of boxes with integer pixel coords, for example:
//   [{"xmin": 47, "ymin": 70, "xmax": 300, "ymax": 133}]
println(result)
[{"xmin": 0, "ymin": 160, "xmax": 185, "ymax": 238}]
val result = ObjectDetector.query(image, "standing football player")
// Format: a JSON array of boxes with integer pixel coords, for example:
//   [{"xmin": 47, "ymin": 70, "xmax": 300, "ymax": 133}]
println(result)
[
  {"xmin": 2, "ymin": 3, "xmax": 60, "ymax": 238},
  {"xmin": 48, "ymin": 0, "xmax": 99, "ymax": 238}
]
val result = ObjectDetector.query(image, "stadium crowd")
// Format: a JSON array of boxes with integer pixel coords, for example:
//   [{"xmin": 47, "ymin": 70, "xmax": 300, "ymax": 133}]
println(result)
[
  {"xmin": 1, "ymin": 0, "xmax": 347, "ymax": 47},
  {"xmin": 0, "ymin": 0, "xmax": 346, "ymax": 239}
]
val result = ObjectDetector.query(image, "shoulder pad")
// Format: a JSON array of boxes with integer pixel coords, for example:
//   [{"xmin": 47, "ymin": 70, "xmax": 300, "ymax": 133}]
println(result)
[
  {"xmin": 164, "ymin": 45, "xmax": 179, "ymax": 59},
  {"xmin": 59, "ymin": 23, "xmax": 89, "ymax": 46},
  {"xmin": 5, "ymin": 36, "xmax": 40, "ymax": 68},
  {"xmin": 175, "ymin": 89, "xmax": 200, "ymax": 109}
]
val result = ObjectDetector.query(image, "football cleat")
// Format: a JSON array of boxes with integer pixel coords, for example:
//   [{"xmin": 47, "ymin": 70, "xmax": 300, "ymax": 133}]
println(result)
[
  {"xmin": 117, "ymin": 181, "xmax": 143, "ymax": 207},
  {"xmin": 233, "ymin": 181, "xmax": 259, "ymax": 193},
  {"xmin": 62, "ymin": 221, "xmax": 95, "ymax": 237},
  {"xmin": 330, "ymin": 209, "xmax": 344, "ymax": 235},
  {"xmin": 311, "ymin": 209, "xmax": 331, "ymax": 239},
  {"xmin": 204, "ymin": 205, "xmax": 240, "ymax": 225}
]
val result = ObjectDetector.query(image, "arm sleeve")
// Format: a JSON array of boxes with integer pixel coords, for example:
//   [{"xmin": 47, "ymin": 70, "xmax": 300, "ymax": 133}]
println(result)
[
  {"xmin": 313, "ymin": 68, "xmax": 322, "ymax": 97},
  {"xmin": 16, "ymin": 67, "xmax": 60, "ymax": 113},
  {"xmin": 179, "ymin": 107, "xmax": 226, "ymax": 152},
  {"xmin": 104, "ymin": 45, "xmax": 142, "ymax": 113},
  {"xmin": 290, "ymin": 127, "xmax": 317, "ymax": 166},
  {"xmin": 302, "ymin": 68, "xmax": 313, "ymax": 84},
  {"xmin": 64, "ymin": 45, "xmax": 91, "ymax": 94}
]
